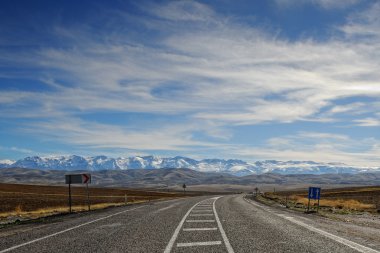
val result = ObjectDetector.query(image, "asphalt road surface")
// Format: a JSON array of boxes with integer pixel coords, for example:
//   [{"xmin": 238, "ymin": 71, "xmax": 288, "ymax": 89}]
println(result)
[{"xmin": 0, "ymin": 195, "xmax": 379, "ymax": 253}]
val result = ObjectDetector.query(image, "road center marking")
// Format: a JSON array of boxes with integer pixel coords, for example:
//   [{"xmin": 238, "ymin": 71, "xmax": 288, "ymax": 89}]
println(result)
[
  {"xmin": 163, "ymin": 200, "xmax": 202, "ymax": 253},
  {"xmin": 183, "ymin": 227, "xmax": 218, "ymax": 231},
  {"xmin": 164, "ymin": 197, "xmax": 235, "ymax": 253},
  {"xmin": 177, "ymin": 241, "xmax": 222, "ymax": 247},
  {"xmin": 186, "ymin": 219, "xmax": 215, "ymax": 222},
  {"xmin": 189, "ymin": 214, "xmax": 214, "ymax": 216}
]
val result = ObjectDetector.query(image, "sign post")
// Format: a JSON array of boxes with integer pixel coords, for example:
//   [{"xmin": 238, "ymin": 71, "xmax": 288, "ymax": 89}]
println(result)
[
  {"xmin": 182, "ymin": 183, "xmax": 186, "ymax": 195},
  {"xmin": 65, "ymin": 174, "xmax": 92, "ymax": 213},
  {"xmin": 86, "ymin": 182, "xmax": 90, "ymax": 211},
  {"xmin": 308, "ymin": 187, "xmax": 321, "ymax": 212},
  {"xmin": 68, "ymin": 181, "xmax": 72, "ymax": 213}
]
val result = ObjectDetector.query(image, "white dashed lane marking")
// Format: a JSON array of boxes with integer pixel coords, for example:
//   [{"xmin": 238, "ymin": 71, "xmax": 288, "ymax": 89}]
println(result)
[
  {"xmin": 183, "ymin": 228, "xmax": 218, "ymax": 231},
  {"xmin": 186, "ymin": 220, "xmax": 215, "ymax": 223},
  {"xmin": 177, "ymin": 241, "xmax": 222, "ymax": 247},
  {"xmin": 189, "ymin": 214, "xmax": 214, "ymax": 217}
]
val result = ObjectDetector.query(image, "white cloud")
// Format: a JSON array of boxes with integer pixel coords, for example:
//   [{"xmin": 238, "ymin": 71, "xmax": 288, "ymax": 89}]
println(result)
[
  {"xmin": 339, "ymin": 2, "xmax": 380, "ymax": 38},
  {"xmin": 275, "ymin": 0, "xmax": 363, "ymax": 9},
  {"xmin": 354, "ymin": 118, "xmax": 380, "ymax": 127},
  {"xmin": 18, "ymin": 117, "xmax": 221, "ymax": 152},
  {"xmin": 2, "ymin": 3, "xmax": 379, "ymax": 125},
  {"xmin": 146, "ymin": 1, "xmax": 215, "ymax": 22},
  {"xmin": 226, "ymin": 132, "xmax": 380, "ymax": 166},
  {"xmin": 1, "ymin": 1, "xmax": 379, "ymax": 164},
  {"xmin": 0, "ymin": 146, "xmax": 35, "ymax": 155}
]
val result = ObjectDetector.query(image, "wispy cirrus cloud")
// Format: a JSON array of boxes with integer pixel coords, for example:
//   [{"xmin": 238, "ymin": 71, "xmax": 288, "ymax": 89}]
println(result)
[
  {"xmin": 226, "ymin": 132, "xmax": 380, "ymax": 166},
  {"xmin": 354, "ymin": 118, "xmax": 380, "ymax": 127},
  {"xmin": 0, "ymin": 0, "xmax": 379, "ymax": 165},
  {"xmin": 339, "ymin": 1, "xmax": 380, "ymax": 38},
  {"xmin": 274, "ymin": 0, "xmax": 363, "ymax": 10}
]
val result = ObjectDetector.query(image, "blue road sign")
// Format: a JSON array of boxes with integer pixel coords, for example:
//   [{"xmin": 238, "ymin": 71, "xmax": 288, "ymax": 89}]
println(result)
[{"xmin": 308, "ymin": 187, "xmax": 321, "ymax": 200}]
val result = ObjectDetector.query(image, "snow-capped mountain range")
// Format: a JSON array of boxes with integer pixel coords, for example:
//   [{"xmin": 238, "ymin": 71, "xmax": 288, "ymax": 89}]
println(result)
[
  {"xmin": 0, "ymin": 155, "xmax": 380, "ymax": 176},
  {"xmin": 0, "ymin": 155, "xmax": 379, "ymax": 176}
]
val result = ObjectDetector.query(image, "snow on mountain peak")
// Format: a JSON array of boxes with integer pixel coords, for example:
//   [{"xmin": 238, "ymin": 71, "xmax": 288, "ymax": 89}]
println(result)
[
  {"xmin": 0, "ymin": 155, "xmax": 379, "ymax": 176},
  {"xmin": 0, "ymin": 159, "xmax": 15, "ymax": 165}
]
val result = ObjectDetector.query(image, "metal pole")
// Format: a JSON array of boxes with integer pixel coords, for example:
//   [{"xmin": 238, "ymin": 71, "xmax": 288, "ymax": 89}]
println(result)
[
  {"xmin": 317, "ymin": 198, "xmax": 320, "ymax": 213},
  {"xmin": 307, "ymin": 197, "xmax": 310, "ymax": 212},
  {"xmin": 68, "ymin": 182, "xmax": 72, "ymax": 213},
  {"xmin": 86, "ymin": 182, "xmax": 90, "ymax": 211}
]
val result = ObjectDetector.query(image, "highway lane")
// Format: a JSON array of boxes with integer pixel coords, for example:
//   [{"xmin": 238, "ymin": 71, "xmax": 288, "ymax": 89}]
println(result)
[
  {"xmin": 0, "ymin": 195, "xmax": 379, "ymax": 253},
  {"xmin": 0, "ymin": 196, "xmax": 212, "ymax": 253},
  {"xmin": 218, "ymin": 195, "xmax": 379, "ymax": 253}
]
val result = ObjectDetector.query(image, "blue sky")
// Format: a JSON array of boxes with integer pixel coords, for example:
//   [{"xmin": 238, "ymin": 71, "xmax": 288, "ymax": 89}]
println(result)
[{"xmin": 0, "ymin": 0, "xmax": 379, "ymax": 166}]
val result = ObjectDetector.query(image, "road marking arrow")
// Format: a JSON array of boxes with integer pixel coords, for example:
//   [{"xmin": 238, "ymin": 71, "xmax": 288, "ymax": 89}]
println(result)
[{"xmin": 82, "ymin": 174, "xmax": 90, "ymax": 183}]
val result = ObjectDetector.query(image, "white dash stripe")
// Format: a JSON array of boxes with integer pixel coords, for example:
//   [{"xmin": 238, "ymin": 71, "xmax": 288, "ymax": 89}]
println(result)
[
  {"xmin": 192, "ymin": 210, "xmax": 213, "ymax": 212},
  {"xmin": 186, "ymin": 220, "xmax": 215, "ymax": 222},
  {"xmin": 189, "ymin": 214, "xmax": 214, "ymax": 216},
  {"xmin": 177, "ymin": 241, "xmax": 222, "ymax": 247},
  {"xmin": 183, "ymin": 227, "xmax": 218, "ymax": 231}
]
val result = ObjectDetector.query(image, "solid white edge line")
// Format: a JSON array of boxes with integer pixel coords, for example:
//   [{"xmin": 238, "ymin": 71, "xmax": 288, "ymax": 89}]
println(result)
[
  {"xmin": 0, "ymin": 205, "xmax": 145, "ymax": 253},
  {"xmin": 243, "ymin": 197, "xmax": 380, "ymax": 253},
  {"xmin": 177, "ymin": 241, "xmax": 222, "ymax": 247},
  {"xmin": 213, "ymin": 197, "xmax": 235, "ymax": 253},
  {"xmin": 163, "ymin": 200, "xmax": 203, "ymax": 253},
  {"xmin": 289, "ymin": 218, "xmax": 380, "ymax": 253}
]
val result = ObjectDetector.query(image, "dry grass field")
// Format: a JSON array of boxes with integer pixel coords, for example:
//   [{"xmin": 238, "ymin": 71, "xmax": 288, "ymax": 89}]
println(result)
[
  {"xmin": 0, "ymin": 183, "xmax": 189, "ymax": 221},
  {"xmin": 263, "ymin": 186, "xmax": 380, "ymax": 213}
]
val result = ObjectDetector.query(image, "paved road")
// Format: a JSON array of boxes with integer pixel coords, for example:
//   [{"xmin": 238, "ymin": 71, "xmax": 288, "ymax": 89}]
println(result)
[{"xmin": 0, "ymin": 195, "xmax": 379, "ymax": 253}]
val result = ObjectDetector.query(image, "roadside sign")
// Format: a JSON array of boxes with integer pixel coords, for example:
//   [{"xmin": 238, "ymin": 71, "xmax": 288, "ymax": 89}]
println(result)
[
  {"xmin": 65, "ymin": 174, "xmax": 91, "ymax": 184},
  {"xmin": 308, "ymin": 187, "xmax": 321, "ymax": 200},
  {"xmin": 307, "ymin": 187, "xmax": 321, "ymax": 213},
  {"xmin": 65, "ymin": 174, "xmax": 92, "ymax": 213}
]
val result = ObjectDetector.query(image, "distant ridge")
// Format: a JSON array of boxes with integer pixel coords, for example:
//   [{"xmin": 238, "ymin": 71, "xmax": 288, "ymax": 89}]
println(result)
[
  {"xmin": 1, "ymin": 155, "xmax": 379, "ymax": 176},
  {"xmin": 0, "ymin": 167, "xmax": 379, "ymax": 188}
]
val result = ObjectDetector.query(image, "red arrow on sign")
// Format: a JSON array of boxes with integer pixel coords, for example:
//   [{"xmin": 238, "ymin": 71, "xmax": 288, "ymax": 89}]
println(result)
[{"xmin": 82, "ymin": 174, "xmax": 90, "ymax": 184}]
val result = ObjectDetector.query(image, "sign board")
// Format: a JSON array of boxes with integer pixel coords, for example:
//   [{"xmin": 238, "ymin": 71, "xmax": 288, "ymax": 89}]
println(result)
[
  {"xmin": 308, "ymin": 187, "xmax": 321, "ymax": 200},
  {"xmin": 65, "ymin": 174, "xmax": 91, "ymax": 184}
]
